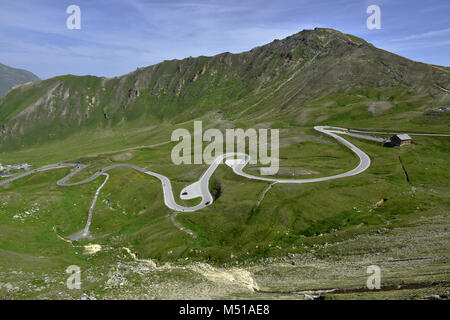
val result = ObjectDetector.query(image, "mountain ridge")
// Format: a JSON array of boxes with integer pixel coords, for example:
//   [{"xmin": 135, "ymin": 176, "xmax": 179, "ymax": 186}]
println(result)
[
  {"xmin": 0, "ymin": 62, "xmax": 40, "ymax": 98},
  {"xmin": 0, "ymin": 28, "xmax": 449, "ymax": 152}
]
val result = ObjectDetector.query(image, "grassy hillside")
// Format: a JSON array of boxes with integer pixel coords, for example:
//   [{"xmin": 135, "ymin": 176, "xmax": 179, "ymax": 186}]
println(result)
[
  {"xmin": 0, "ymin": 28, "xmax": 449, "ymax": 299},
  {"xmin": 0, "ymin": 28, "xmax": 449, "ymax": 155}
]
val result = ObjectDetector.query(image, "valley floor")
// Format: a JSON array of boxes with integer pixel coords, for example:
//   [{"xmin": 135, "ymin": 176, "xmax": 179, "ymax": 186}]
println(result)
[{"xmin": 0, "ymin": 212, "xmax": 448, "ymax": 300}]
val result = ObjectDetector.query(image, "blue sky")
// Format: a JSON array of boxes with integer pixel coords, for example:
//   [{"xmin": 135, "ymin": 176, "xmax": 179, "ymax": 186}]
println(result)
[{"xmin": 1, "ymin": 0, "xmax": 449, "ymax": 79}]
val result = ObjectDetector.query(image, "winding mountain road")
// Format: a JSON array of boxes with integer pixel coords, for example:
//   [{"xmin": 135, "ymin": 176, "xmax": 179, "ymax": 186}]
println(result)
[
  {"xmin": 0, "ymin": 126, "xmax": 370, "ymax": 211},
  {"xmin": 1, "ymin": 125, "xmax": 447, "ymax": 237}
]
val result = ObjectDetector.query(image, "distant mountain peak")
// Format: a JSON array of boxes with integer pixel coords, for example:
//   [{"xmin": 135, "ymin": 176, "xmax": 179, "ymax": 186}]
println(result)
[
  {"xmin": 0, "ymin": 62, "xmax": 40, "ymax": 97},
  {"xmin": 0, "ymin": 29, "xmax": 449, "ymax": 151}
]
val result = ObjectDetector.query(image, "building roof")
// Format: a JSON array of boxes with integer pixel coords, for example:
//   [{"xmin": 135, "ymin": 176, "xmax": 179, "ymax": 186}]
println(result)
[{"xmin": 394, "ymin": 134, "xmax": 412, "ymax": 140}]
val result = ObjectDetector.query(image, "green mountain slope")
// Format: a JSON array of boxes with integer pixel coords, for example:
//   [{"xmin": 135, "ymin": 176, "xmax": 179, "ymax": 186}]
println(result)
[
  {"xmin": 0, "ymin": 62, "xmax": 40, "ymax": 98},
  {"xmin": 0, "ymin": 29, "xmax": 449, "ymax": 298},
  {"xmin": 0, "ymin": 28, "xmax": 449, "ymax": 153}
]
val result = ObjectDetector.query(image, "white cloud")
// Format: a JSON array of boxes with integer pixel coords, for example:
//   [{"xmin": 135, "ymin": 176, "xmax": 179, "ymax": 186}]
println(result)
[{"xmin": 392, "ymin": 28, "xmax": 450, "ymax": 42}]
